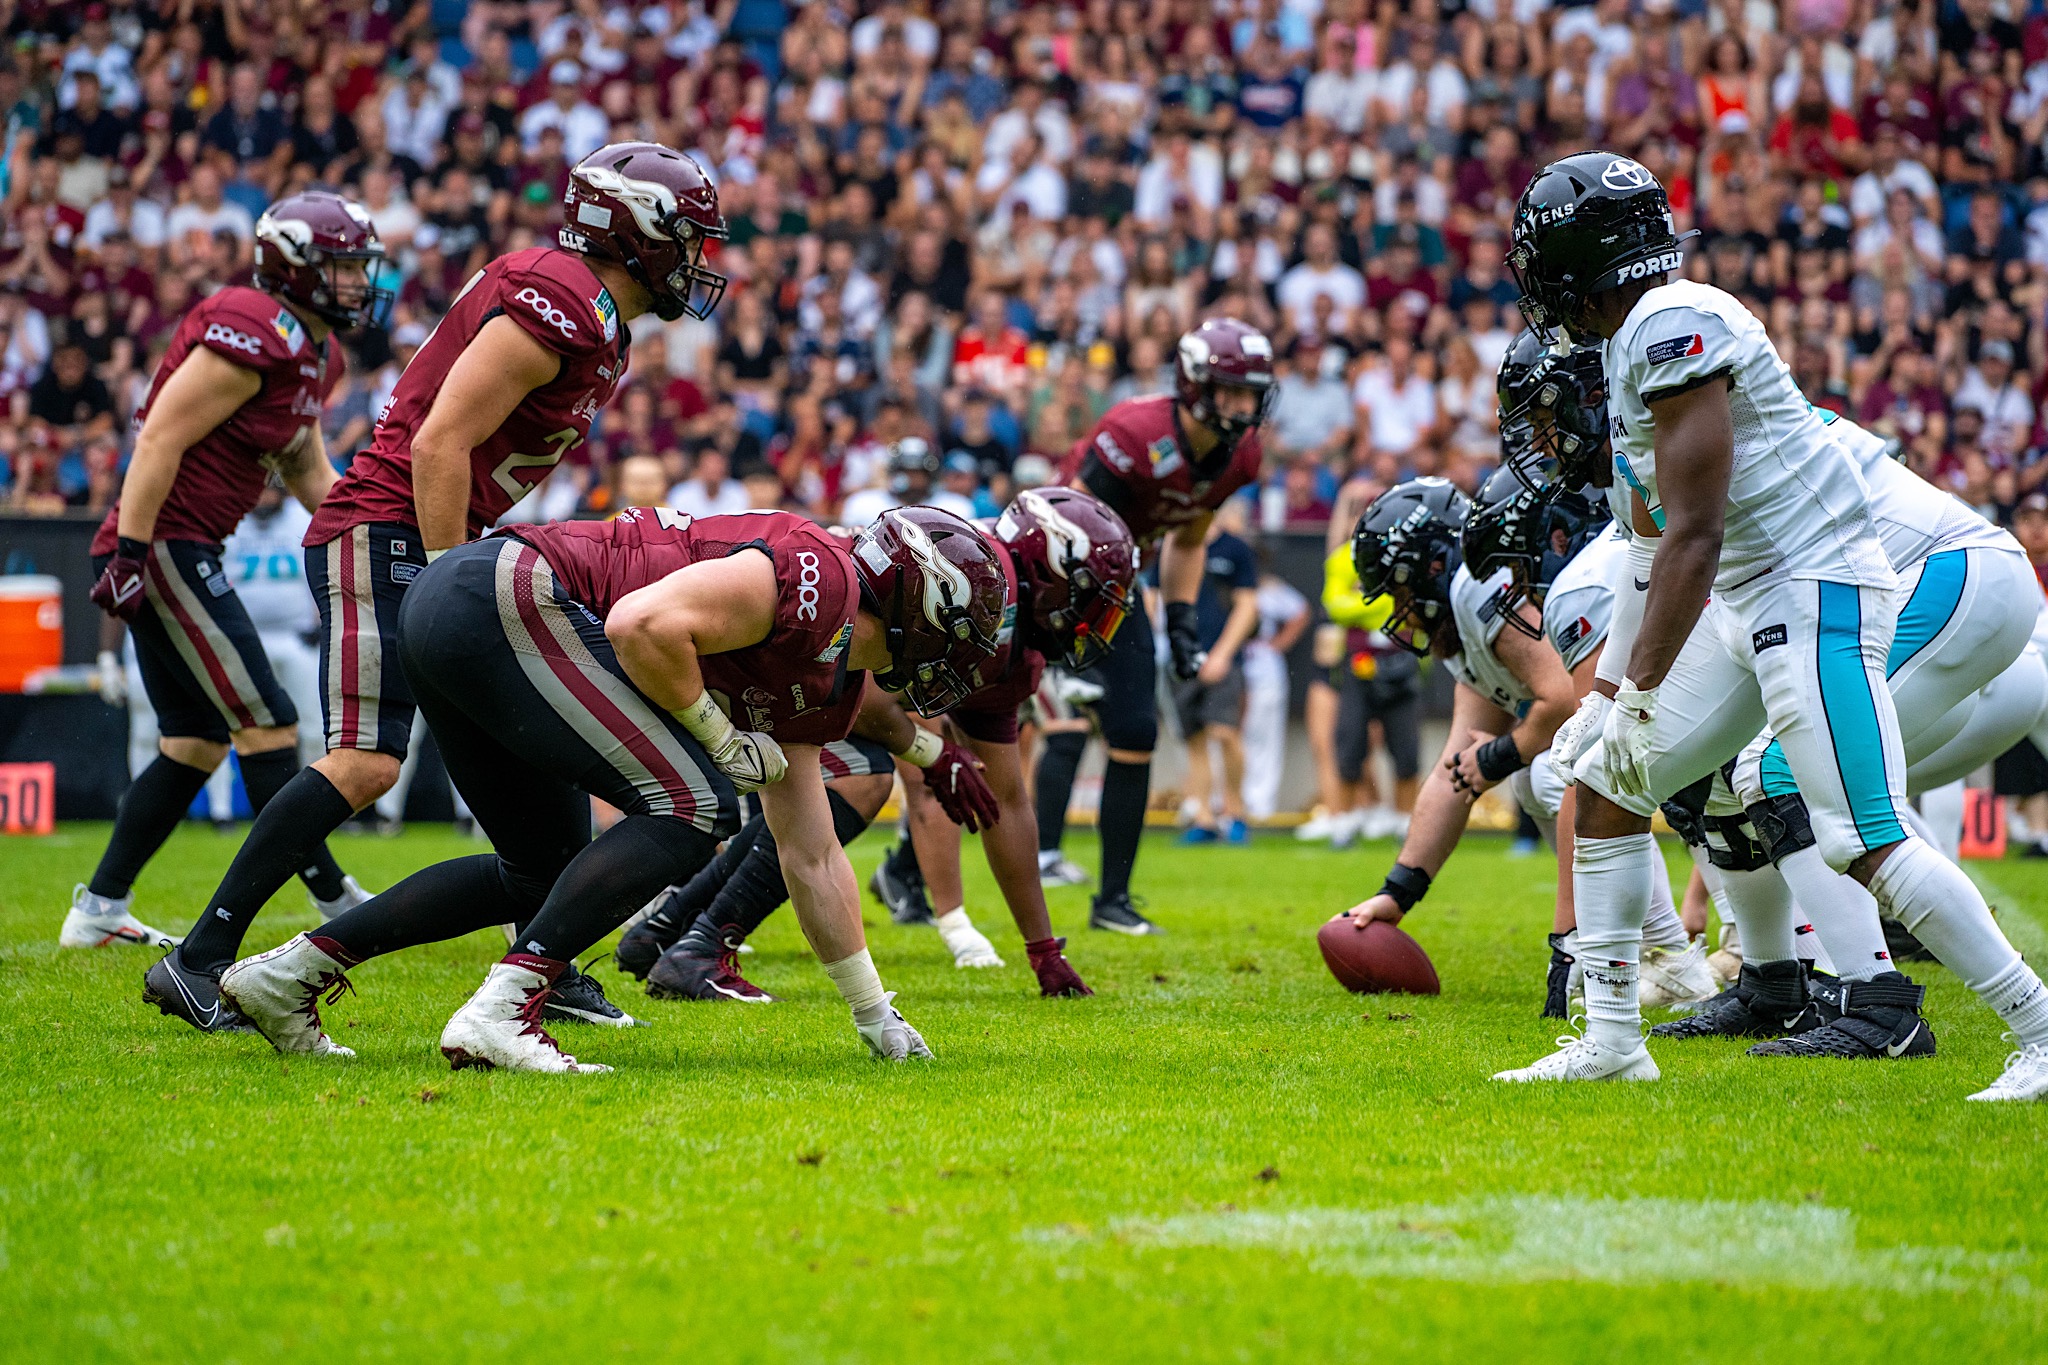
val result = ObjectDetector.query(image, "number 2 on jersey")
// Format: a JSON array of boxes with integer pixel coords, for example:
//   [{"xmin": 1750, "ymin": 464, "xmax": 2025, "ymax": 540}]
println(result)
[{"xmin": 490, "ymin": 427, "xmax": 582, "ymax": 501}]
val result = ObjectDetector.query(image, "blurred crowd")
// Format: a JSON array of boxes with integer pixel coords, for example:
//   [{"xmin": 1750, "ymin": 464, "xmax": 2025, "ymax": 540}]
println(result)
[{"xmin": 3, "ymin": 0, "xmax": 2048, "ymax": 540}]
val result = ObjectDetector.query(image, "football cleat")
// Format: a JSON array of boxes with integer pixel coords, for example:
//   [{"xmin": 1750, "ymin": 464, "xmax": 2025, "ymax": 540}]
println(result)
[
  {"xmin": 1038, "ymin": 854, "xmax": 1091, "ymax": 887},
  {"xmin": 869, "ymin": 857, "xmax": 934, "ymax": 925},
  {"xmin": 217, "ymin": 933, "xmax": 357, "ymax": 1057},
  {"xmin": 1492, "ymin": 1022, "xmax": 1660, "ymax": 1083},
  {"xmin": 1639, "ymin": 937, "xmax": 1719, "ymax": 1010},
  {"xmin": 142, "ymin": 949, "xmax": 256, "ymax": 1034},
  {"xmin": 60, "ymin": 884, "xmax": 178, "ymax": 949},
  {"xmin": 1707, "ymin": 921, "xmax": 1743, "ymax": 985},
  {"xmin": 440, "ymin": 961, "xmax": 611, "ymax": 1073},
  {"xmin": 308, "ymin": 874, "xmax": 375, "ymax": 920},
  {"xmin": 856, "ymin": 991, "xmax": 933, "ymax": 1060},
  {"xmin": 1650, "ymin": 961, "xmax": 1817, "ymax": 1039},
  {"xmin": 1542, "ymin": 930, "xmax": 1578, "ymax": 1020},
  {"xmin": 614, "ymin": 908, "xmax": 686, "ymax": 980},
  {"xmin": 543, "ymin": 965, "xmax": 643, "ymax": 1026},
  {"xmin": 645, "ymin": 942, "xmax": 777, "ymax": 1002},
  {"xmin": 1967, "ymin": 1037, "xmax": 2048, "ymax": 1101},
  {"xmin": 1089, "ymin": 892, "xmax": 1163, "ymax": 936},
  {"xmin": 1879, "ymin": 915, "xmax": 1938, "ymax": 963},
  {"xmin": 1746, "ymin": 972, "xmax": 1935, "ymax": 1059}
]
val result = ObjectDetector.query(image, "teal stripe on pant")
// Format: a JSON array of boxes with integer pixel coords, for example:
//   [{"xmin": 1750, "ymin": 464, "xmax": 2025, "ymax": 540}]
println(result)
[
  {"xmin": 1815, "ymin": 580, "xmax": 1907, "ymax": 849},
  {"xmin": 1886, "ymin": 548, "xmax": 1967, "ymax": 676},
  {"xmin": 1758, "ymin": 551, "xmax": 1970, "ymax": 800}
]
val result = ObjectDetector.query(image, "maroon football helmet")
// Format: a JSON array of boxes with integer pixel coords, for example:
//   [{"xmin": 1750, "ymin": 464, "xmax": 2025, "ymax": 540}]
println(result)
[
  {"xmin": 253, "ymin": 191, "xmax": 388, "ymax": 329},
  {"xmin": 1176, "ymin": 316, "xmax": 1278, "ymax": 453},
  {"xmin": 852, "ymin": 506, "xmax": 1009, "ymax": 714},
  {"xmin": 992, "ymin": 487, "xmax": 1138, "ymax": 670},
  {"xmin": 558, "ymin": 141, "xmax": 728, "ymax": 321}
]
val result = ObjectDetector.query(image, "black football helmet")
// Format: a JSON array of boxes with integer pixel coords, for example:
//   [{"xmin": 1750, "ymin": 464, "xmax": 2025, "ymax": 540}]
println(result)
[
  {"xmin": 1461, "ymin": 463, "xmax": 1612, "ymax": 640},
  {"xmin": 1506, "ymin": 151, "xmax": 1692, "ymax": 337},
  {"xmin": 1501, "ymin": 341, "xmax": 1611, "ymax": 494},
  {"xmin": 1351, "ymin": 478, "xmax": 1470, "ymax": 658}
]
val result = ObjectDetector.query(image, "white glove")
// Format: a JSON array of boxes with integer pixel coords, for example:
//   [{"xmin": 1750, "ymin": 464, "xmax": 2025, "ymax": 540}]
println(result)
[
  {"xmin": 95, "ymin": 649, "xmax": 127, "ymax": 708},
  {"xmin": 856, "ymin": 991, "xmax": 935, "ymax": 1059},
  {"xmin": 1600, "ymin": 680, "xmax": 1660, "ymax": 797},
  {"xmin": 935, "ymin": 907, "xmax": 1005, "ymax": 968},
  {"xmin": 1549, "ymin": 690, "xmax": 1611, "ymax": 770},
  {"xmin": 1050, "ymin": 668, "xmax": 1104, "ymax": 706},
  {"xmin": 674, "ymin": 693, "xmax": 787, "ymax": 793}
]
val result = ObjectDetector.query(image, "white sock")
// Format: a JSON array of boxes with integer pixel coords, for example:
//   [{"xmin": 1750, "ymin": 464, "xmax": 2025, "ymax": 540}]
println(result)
[
  {"xmin": 1715, "ymin": 864, "xmax": 1797, "ymax": 964},
  {"xmin": 1776, "ymin": 844, "xmax": 1892, "ymax": 981},
  {"xmin": 1642, "ymin": 864, "xmax": 1689, "ymax": 951},
  {"xmin": 821, "ymin": 947, "xmax": 889, "ymax": 1025},
  {"xmin": 1574, "ymin": 833, "xmax": 1656, "ymax": 1052},
  {"xmin": 1869, "ymin": 837, "xmax": 2042, "ymax": 1037},
  {"xmin": 1690, "ymin": 855, "xmax": 1737, "ymax": 932},
  {"xmin": 1792, "ymin": 917, "xmax": 1835, "ymax": 975},
  {"xmin": 1911, "ymin": 784, "xmax": 1965, "ymax": 863}
]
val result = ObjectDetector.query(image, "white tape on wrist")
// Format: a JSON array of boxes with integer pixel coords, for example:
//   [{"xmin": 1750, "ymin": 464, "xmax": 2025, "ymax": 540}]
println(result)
[
  {"xmin": 426, "ymin": 547, "xmax": 449, "ymax": 564},
  {"xmin": 902, "ymin": 727, "xmax": 945, "ymax": 768},
  {"xmin": 674, "ymin": 692, "xmax": 738, "ymax": 752}
]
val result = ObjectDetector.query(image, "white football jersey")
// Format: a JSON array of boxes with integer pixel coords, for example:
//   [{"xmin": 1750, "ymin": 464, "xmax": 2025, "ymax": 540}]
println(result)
[
  {"xmin": 1603, "ymin": 280, "xmax": 1895, "ymax": 593},
  {"xmin": 221, "ymin": 500, "xmax": 317, "ymax": 635},
  {"xmin": 1444, "ymin": 564, "xmax": 1533, "ymax": 716},
  {"xmin": 1831, "ymin": 414, "xmax": 2015, "ymax": 568},
  {"xmin": 1543, "ymin": 522, "xmax": 1625, "ymax": 673}
]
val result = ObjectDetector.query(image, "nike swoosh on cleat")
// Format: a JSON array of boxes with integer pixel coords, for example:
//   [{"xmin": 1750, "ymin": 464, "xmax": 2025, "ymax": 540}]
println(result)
[
  {"xmin": 1886, "ymin": 1023, "xmax": 1921, "ymax": 1057},
  {"xmin": 168, "ymin": 969, "xmax": 221, "ymax": 1028}
]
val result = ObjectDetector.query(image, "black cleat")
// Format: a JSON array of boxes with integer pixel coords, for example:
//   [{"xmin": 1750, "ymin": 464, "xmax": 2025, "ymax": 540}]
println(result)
[
  {"xmin": 1542, "ymin": 931, "xmax": 1576, "ymax": 1019},
  {"xmin": 1089, "ymin": 892, "xmax": 1163, "ymax": 935},
  {"xmin": 1879, "ymin": 915, "xmax": 1938, "ymax": 963},
  {"xmin": 142, "ymin": 949, "xmax": 256, "ymax": 1034},
  {"xmin": 1650, "ymin": 961, "xmax": 1818, "ymax": 1039},
  {"xmin": 645, "ymin": 943, "xmax": 777, "ymax": 1002},
  {"xmin": 1747, "ymin": 972, "xmax": 1936, "ymax": 1058},
  {"xmin": 543, "ymin": 966, "xmax": 643, "ymax": 1027},
  {"xmin": 869, "ymin": 856, "xmax": 934, "ymax": 925},
  {"xmin": 615, "ymin": 910, "xmax": 685, "ymax": 980}
]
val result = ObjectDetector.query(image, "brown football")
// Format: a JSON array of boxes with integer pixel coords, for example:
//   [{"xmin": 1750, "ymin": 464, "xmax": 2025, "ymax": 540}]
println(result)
[{"xmin": 1317, "ymin": 917, "xmax": 1441, "ymax": 996}]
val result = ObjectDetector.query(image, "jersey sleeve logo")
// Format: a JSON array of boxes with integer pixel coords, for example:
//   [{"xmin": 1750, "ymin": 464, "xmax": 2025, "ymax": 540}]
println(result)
[
  {"xmin": 1645, "ymin": 333, "xmax": 1704, "ymax": 365},
  {"xmin": 814, "ymin": 620, "xmax": 852, "ymax": 663},
  {"xmin": 514, "ymin": 286, "xmax": 578, "ymax": 336},
  {"xmin": 271, "ymin": 307, "xmax": 306, "ymax": 354},
  {"xmin": 1147, "ymin": 436, "xmax": 1184, "ymax": 477},
  {"xmin": 1094, "ymin": 430, "xmax": 1134, "ymax": 473},
  {"xmin": 203, "ymin": 322, "xmax": 263, "ymax": 355},
  {"xmin": 592, "ymin": 289, "xmax": 618, "ymax": 342}
]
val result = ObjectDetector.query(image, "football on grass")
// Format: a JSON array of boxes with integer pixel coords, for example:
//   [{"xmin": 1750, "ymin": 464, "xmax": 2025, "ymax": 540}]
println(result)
[{"xmin": 1317, "ymin": 917, "xmax": 1441, "ymax": 996}]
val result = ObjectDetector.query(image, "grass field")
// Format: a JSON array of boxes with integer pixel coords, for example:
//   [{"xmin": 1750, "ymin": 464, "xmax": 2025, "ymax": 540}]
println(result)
[{"xmin": 5, "ymin": 821, "xmax": 2048, "ymax": 1362}]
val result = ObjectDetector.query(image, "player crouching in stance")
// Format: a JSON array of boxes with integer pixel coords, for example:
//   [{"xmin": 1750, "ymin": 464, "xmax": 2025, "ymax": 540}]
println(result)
[
  {"xmin": 621, "ymin": 488, "xmax": 1137, "ymax": 998},
  {"xmin": 73, "ymin": 192, "xmax": 382, "ymax": 962},
  {"xmin": 1494, "ymin": 152, "xmax": 2048, "ymax": 1098},
  {"xmin": 219, "ymin": 507, "xmax": 1008, "ymax": 1072}
]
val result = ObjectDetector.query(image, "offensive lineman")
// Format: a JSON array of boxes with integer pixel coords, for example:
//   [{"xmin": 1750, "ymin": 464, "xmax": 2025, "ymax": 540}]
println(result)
[
  {"xmin": 1497, "ymin": 152, "xmax": 2048, "ymax": 1100},
  {"xmin": 71, "ymin": 191, "xmax": 378, "ymax": 962},
  {"xmin": 219, "ymin": 505, "xmax": 1008, "ymax": 1070},
  {"xmin": 1032, "ymin": 317, "xmax": 1277, "ymax": 935},
  {"xmin": 153, "ymin": 143, "xmax": 729, "ymax": 1026}
]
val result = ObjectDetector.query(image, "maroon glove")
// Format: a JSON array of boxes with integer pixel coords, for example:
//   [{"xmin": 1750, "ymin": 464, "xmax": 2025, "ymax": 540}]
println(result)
[
  {"xmin": 1026, "ymin": 936, "xmax": 1094, "ymax": 997},
  {"xmin": 922, "ymin": 740, "xmax": 1000, "ymax": 832},
  {"xmin": 89, "ymin": 537, "xmax": 150, "ymax": 621}
]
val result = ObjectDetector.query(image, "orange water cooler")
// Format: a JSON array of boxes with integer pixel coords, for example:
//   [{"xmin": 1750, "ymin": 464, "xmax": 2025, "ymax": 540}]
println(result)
[{"xmin": 0, "ymin": 575, "xmax": 63, "ymax": 692}]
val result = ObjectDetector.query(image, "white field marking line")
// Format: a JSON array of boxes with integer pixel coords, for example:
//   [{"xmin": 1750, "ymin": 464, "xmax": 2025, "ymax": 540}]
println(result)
[{"xmin": 1027, "ymin": 1198, "xmax": 2033, "ymax": 1295}]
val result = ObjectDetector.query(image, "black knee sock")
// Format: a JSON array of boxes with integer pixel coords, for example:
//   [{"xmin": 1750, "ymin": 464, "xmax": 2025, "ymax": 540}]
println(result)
[
  {"xmin": 1097, "ymin": 757, "xmax": 1150, "ymax": 901},
  {"xmin": 179, "ymin": 768, "xmax": 356, "ymax": 973},
  {"xmin": 88, "ymin": 754, "xmax": 214, "ymax": 899},
  {"xmin": 314, "ymin": 854, "xmax": 541, "ymax": 964},
  {"xmin": 685, "ymin": 790, "xmax": 870, "ymax": 952},
  {"xmin": 516, "ymin": 815, "xmax": 718, "ymax": 963},
  {"xmin": 885, "ymin": 825, "xmax": 921, "ymax": 879},
  {"xmin": 237, "ymin": 748, "xmax": 349, "ymax": 902},
  {"xmin": 1036, "ymin": 731, "xmax": 1088, "ymax": 855}
]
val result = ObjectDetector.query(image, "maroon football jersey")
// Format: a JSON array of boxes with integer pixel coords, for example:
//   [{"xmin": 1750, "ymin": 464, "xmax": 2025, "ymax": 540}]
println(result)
[
  {"xmin": 507, "ymin": 507, "xmax": 865, "ymax": 746},
  {"xmin": 92, "ymin": 286, "xmax": 341, "ymax": 554},
  {"xmin": 1058, "ymin": 393, "xmax": 1264, "ymax": 547},
  {"xmin": 306, "ymin": 247, "xmax": 629, "ymax": 548},
  {"xmin": 949, "ymin": 539, "xmax": 1043, "ymax": 744}
]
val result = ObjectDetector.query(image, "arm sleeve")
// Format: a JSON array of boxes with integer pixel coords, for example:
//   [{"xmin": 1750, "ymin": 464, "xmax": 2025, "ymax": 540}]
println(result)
[
  {"xmin": 1595, "ymin": 533, "xmax": 1658, "ymax": 689},
  {"xmin": 1076, "ymin": 451, "xmax": 1139, "ymax": 526}
]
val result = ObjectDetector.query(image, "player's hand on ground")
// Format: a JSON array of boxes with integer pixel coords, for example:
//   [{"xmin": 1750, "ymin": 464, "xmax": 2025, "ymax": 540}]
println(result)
[
  {"xmin": 89, "ymin": 543, "xmax": 149, "ymax": 621},
  {"xmin": 1445, "ymin": 729, "xmax": 1499, "ymax": 802},
  {"xmin": 924, "ymin": 740, "xmax": 1000, "ymax": 831},
  {"xmin": 856, "ymin": 993, "xmax": 934, "ymax": 1060},
  {"xmin": 1343, "ymin": 895, "xmax": 1405, "ymax": 927},
  {"xmin": 710, "ymin": 729, "xmax": 787, "ymax": 793}
]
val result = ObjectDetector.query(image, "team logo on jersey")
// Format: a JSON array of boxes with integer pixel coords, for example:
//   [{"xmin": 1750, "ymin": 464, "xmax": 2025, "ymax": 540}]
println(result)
[
  {"xmin": 1148, "ymin": 436, "xmax": 1183, "ymax": 477},
  {"xmin": 514, "ymin": 287, "xmax": 578, "ymax": 336},
  {"xmin": 1095, "ymin": 430, "xmax": 1134, "ymax": 473},
  {"xmin": 742, "ymin": 685, "xmax": 775, "ymax": 731},
  {"xmin": 1752, "ymin": 624, "xmax": 1787, "ymax": 653},
  {"xmin": 1646, "ymin": 333, "xmax": 1705, "ymax": 365},
  {"xmin": 1557, "ymin": 615, "xmax": 1592, "ymax": 651},
  {"xmin": 592, "ymin": 288, "xmax": 618, "ymax": 343},
  {"xmin": 204, "ymin": 323, "xmax": 262, "ymax": 355},
  {"xmin": 794, "ymin": 550, "xmax": 823, "ymax": 620},
  {"xmin": 271, "ymin": 307, "xmax": 306, "ymax": 354},
  {"xmin": 1601, "ymin": 158, "xmax": 1656, "ymax": 191},
  {"xmin": 815, "ymin": 620, "xmax": 852, "ymax": 663}
]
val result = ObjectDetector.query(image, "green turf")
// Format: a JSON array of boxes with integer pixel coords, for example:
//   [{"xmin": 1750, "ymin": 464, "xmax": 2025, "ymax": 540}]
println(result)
[{"xmin": 5, "ymin": 822, "xmax": 2048, "ymax": 1361}]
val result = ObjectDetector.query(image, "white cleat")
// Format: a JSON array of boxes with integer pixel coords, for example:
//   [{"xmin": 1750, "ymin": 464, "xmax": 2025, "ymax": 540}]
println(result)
[
  {"xmin": 1038, "ymin": 856, "xmax": 1090, "ymax": 888},
  {"xmin": 935, "ymin": 910, "xmax": 1005, "ymax": 968},
  {"xmin": 1640, "ymin": 937, "xmax": 1719, "ymax": 1010},
  {"xmin": 218, "ymin": 933, "xmax": 357, "ymax": 1056},
  {"xmin": 60, "ymin": 884, "xmax": 179, "ymax": 949},
  {"xmin": 1493, "ymin": 1023, "xmax": 1660, "ymax": 1083},
  {"xmin": 1328, "ymin": 809, "xmax": 1363, "ymax": 850},
  {"xmin": 439, "ymin": 961, "xmax": 612, "ymax": 1074},
  {"xmin": 1708, "ymin": 922, "xmax": 1743, "ymax": 985},
  {"xmin": 856, "ymin": 992, "xmax": 934, "ymax": 1060},
  {"xmin": 1967, "ymin": 1037, "xmax": 2048, "ymax": 1102},
  {"xmin": 1294, "ymin": 810, "xmax": 1338, "ymax": 842},
  {"xmin": 309, "ymin": 875, "xmax": 375, "ymax": 920}
]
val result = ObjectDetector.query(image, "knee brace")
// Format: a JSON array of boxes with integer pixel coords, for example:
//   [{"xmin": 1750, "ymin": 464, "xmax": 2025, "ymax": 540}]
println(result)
[
  {"xmin": 1659, "ymin": 774, "xmax": 1714, "ymax": 849},
  {"xmin": 827, "ymin": 788, "xmax": 871, "ymax": 846},
  {"xmin": 1701, "ymin": 814, "xmax": 1773, "ymax": 872},
  {"xmin": 1746, "ymin": 792, "xmax": 1818, "ymax": 865}
]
